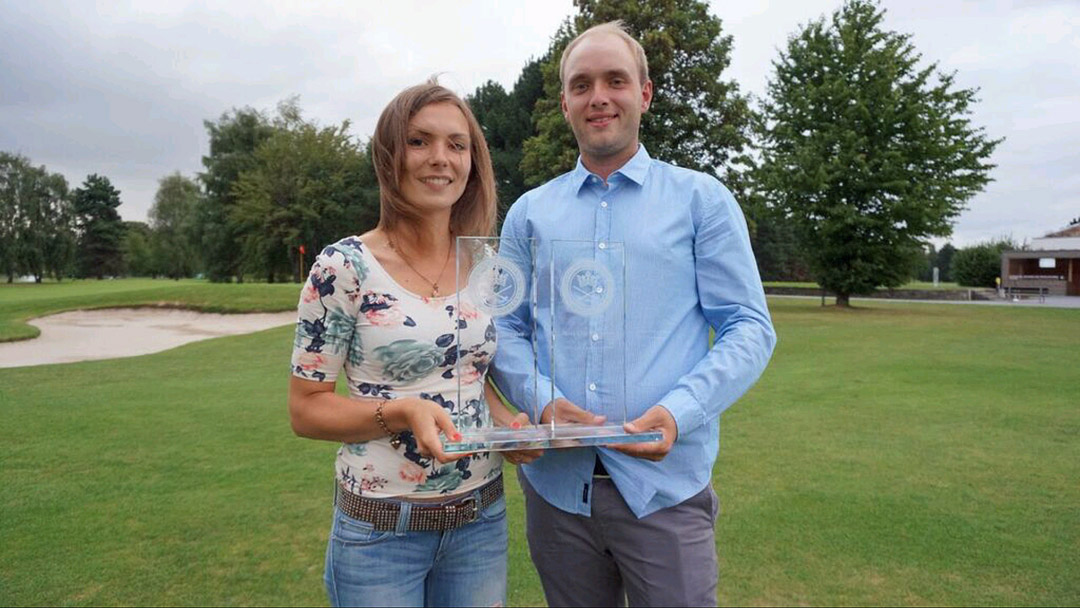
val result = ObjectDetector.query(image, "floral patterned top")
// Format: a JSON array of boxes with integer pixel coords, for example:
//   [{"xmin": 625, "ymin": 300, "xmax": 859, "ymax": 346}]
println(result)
[{"xmin": 291, "ymin": 236, "xmax": 501, "ymax": 498}]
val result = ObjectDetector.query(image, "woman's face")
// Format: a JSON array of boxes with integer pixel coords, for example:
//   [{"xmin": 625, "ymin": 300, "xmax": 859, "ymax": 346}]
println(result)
[{"xmin": 399, "ymin": 102, "xmax": 472, "ymax": 216}]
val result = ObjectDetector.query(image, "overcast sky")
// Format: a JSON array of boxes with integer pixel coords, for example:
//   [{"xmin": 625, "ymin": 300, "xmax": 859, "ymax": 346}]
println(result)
[{"xmin": 2, "ymin": 0, "xmax": 1077, "ymax": 247}]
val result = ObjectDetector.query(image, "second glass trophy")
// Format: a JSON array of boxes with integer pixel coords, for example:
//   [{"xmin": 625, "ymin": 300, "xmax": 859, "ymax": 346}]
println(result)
[{"xmin": 444, "ymin": 237, "xmax": 661, "ymax": 453}]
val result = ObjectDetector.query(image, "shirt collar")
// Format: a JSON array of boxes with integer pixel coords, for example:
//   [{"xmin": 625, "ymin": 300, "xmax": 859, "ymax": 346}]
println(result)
[
  {"xmin": 571, "ymin": 144, "xmax": 651, "ymax": 192},
  {"xmin": 614, "ymin": 144, "xmax": 651, "ymax": 185}
]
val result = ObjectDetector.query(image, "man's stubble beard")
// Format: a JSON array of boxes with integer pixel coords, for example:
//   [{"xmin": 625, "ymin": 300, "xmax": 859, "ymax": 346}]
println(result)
[{"xmin": 575, "ymin": 129, "xmax": 637, "ymax": 164}]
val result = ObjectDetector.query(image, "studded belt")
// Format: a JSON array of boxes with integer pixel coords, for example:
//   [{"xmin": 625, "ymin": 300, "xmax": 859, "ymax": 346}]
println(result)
[{"xmin": 334, "ymin": 475, "xmax": 503, "ymax": 531}]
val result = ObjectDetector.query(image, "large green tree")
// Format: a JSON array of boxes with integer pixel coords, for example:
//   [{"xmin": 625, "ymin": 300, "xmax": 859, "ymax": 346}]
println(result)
[
  {"xmin": 73, "ymin": 174, "xmax": 125, "ymax": 279},
  {"xmin": 0, "ymin": 153, "xmax": 24, "ymax": 282},
  {"xmin": 467, "ymin": 57, "xmax": 546, "ymax": 219},
  {"xmin": 0, "ymin": 153, "xmax": 76, "ymax": 282},
  {"xmin": 149, "ymin": 173, "xmax": 203, "ymax": 280},
  {"xmin": 521, "ymin": 0, "xmax": 753, "ymax": 188},
  {"xmin": 231, "ymin": 103, "xmax": 378, "ymax": 283},
  {"xmin": 754, "ymin": 0, "xmax": 1001, "ymax": 306},
  {"xmin": 197, "ymin": 107, "xmax": 276, "ymax": 282}
]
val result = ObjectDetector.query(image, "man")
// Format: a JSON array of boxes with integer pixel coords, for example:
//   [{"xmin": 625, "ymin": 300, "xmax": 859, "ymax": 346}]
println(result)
[{"xmin": 491, "ymin": 21, "xmax": 776, "ymax": 607}]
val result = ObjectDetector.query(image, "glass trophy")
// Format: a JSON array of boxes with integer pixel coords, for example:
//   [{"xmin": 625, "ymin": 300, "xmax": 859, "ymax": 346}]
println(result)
[{"xmin": 443, "ymin": 237, "xmax": 661, "ymax": 453}]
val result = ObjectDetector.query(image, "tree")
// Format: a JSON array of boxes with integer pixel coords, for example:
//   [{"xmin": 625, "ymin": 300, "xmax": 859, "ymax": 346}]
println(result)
[
  {"xmin": 936, "ymin": 243, "xmax": 956, "ymax": 282},
  {"xmin": 0, "ymin": 153, "xmax": 24, "ymax": 282},
  {"xmin": 754, "ymin": 0, "xmax": 1001, "ymax": 306},
  {"xmin": 740, "ymin": 176, "xmax": 813, "ymax": 281},
  {"xmin": 72, "ymin": 174, "xmax": 125, "ymax": 279},
  {"xmin": 952, "ymin": 238, "xmax": 1014, "ymax": 287},
  {"xmin": 41, "ymin": 173, "xmax": 77, "ymax": 282},
  {"xmin": 468, "ymin": 57, "xmax": 546, "ymax": 220},
  {"xmin": 231, "ymin": 102, "xmax": 378, "ymax": 283},
  {"xmin": 521, "ymin": 0, "xmax": 753, "ymax": 189},
  {"xmin": 149, "ymin": 173, "xmax": 202, "ymax": 279},
  {"xmin": 197, "ymin": 107, "xmax": 276, "ymax": 282},
  {"xmin": 916, "ymin": 243, "xmax": 936, "ymax": 282},
  {"xmin": 0, "ymin": 153, "xmax": 75, "ymax": 282},
  {"xmin": 122, "ymin": 221, "xmax": 156, "ymax": 277}
]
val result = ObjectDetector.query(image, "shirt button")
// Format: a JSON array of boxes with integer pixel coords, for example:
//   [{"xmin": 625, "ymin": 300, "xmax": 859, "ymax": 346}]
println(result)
[
  {"xmin": 598, "ymin": 242, "xmax": 606, "ymax": 250},
  {"xmin": 595, "ymin": 286, "xmax": 604, "ymax": 294},
  {"xmin": 588, "ymin": 383, "xmax": 597, "ymax": 391},
  {"xmin": 600, "ymin": 201, "xmax": 608, "ymax": 208},
  {"xmin": 591, "ymin": 333, "xmax": 599, "ymax": 341}
]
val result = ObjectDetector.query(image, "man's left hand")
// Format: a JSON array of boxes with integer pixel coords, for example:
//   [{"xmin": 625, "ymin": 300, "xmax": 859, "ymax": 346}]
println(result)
[{"xmin": 611, "ymin": 405, "xmax": 678, "ymax": 461}]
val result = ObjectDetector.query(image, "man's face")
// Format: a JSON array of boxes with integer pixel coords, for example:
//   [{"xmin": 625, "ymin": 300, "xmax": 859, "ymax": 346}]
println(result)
[{"xmin": 561, "ymin": 33, "xmax": 652, "ymax": 167}]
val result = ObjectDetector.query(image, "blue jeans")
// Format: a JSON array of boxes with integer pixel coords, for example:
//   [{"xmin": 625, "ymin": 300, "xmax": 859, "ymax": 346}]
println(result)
[{"xmin": 324, "ymin": 487, "xmax": 508, "ymax": 607}]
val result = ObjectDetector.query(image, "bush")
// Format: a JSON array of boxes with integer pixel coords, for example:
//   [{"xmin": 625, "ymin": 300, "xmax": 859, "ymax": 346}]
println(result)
[{"xmin": 952, "ymin": 239, "xmax": 1015, "ymax": 287}]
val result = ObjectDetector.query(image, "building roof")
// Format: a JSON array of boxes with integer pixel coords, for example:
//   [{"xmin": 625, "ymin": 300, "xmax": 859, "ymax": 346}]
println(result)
[
  {"xmin": 1003, "ymin": 250, "xmax": 1080, "ymax": 258},
  {"xmin": 1045, "ymin": 224, "xmax": 1080, "ymax": 238}
]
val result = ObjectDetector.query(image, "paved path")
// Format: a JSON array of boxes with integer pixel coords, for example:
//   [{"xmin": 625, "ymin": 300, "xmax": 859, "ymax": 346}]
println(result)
[
  {"xmin": 770, "ymin": 294, "xmax": 1080, "ymax": 309},
  {"xmin": 0, "ymin": 308, "xmax": 296, "ymax": 369}
]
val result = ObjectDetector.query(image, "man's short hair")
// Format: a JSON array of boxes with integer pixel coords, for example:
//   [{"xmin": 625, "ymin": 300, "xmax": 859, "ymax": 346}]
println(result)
[{"xmin": 558, "ymin": 21, "xmax": 650, "ymax": 88}]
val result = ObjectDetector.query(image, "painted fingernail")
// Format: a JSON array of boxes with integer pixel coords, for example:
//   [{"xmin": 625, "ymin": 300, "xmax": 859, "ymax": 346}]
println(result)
[
  {"xmin": 511, "ymin": 422, "xmax": 521, "ymax": 429},
  {"xmin": 453, "ymin": 433, "xmax": 462, "ymax": 441}
]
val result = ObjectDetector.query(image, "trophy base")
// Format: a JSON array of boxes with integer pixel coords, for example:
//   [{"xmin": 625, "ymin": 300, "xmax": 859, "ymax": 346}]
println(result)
[{"xmin": 443, "ymin": 424, "xmax": 663, "ymax": 453}]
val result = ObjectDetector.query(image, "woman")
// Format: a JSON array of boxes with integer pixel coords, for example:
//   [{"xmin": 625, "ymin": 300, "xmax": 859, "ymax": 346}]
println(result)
[{"xmin": 289, "ymin": 80, "xmax": 537, "ymax": 607}]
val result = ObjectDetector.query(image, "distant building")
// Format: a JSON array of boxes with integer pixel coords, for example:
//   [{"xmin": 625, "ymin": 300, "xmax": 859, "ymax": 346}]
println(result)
[{"xmin": 1001, "ymin": 224, "xmax": 1080, "ymax": 296}]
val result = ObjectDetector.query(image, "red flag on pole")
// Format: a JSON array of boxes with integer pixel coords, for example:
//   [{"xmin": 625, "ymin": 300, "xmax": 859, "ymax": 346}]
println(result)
[{"xmin": 298, "ymin": 244, "xmax": 306, "ymax": 282}]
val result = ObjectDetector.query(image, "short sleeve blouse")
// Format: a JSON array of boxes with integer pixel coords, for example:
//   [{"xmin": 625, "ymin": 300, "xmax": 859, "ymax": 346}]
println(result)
[{"xmin": 291, "ymin": 236, "xmax": 501, "ymax": 498}]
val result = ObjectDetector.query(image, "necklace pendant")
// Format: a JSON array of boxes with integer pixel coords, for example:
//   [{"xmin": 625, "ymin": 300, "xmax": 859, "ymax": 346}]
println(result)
[{"xmin": 432, "ymin": 284, "xmax": 440, "ymax": 297}]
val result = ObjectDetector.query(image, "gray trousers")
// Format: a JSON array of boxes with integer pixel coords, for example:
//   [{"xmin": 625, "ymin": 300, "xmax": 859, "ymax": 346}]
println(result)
[{"xmin": 520, "ymin": 469, "xmax": 719, "ymax": 607}]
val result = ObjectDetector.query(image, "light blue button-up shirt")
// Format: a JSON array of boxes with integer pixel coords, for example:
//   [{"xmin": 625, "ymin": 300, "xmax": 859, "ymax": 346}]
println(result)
[{"xmin": 491, "ymin": 145, "xmax": 776, "ymax": 518}]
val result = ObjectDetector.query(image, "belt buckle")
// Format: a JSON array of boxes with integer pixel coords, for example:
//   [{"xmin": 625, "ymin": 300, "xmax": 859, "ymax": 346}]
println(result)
[{"xmin": 461, "ymin": 496, "xmax": 478, "ymax": 523}]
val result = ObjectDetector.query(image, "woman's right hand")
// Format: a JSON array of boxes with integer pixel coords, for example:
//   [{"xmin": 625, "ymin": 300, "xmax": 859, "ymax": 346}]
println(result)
[{"xmin": 387, "ymin": 397, "xmax": 470, "ymax": 464}]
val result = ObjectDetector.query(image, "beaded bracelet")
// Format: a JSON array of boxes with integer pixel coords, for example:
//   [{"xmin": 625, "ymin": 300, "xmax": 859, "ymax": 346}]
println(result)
[{"xmin": 374, "ymin": 400, "xmax": 402, "ymax": 448}]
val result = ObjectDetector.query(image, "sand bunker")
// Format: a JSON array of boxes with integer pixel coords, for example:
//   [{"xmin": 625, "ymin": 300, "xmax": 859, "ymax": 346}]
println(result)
[{"xmin": 0, "ymin": 308, "xmax": 297, "ymax": 369}]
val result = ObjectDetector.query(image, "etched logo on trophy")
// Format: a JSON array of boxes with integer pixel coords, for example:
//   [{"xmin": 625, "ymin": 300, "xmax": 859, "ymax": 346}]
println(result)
[
  {"xmin": 559, "ymin": 259, "xmax": 615, "ymax": 317},
  {"xmin": 467, "ymin": 256, "xmax": 525, "ymax": 317}
]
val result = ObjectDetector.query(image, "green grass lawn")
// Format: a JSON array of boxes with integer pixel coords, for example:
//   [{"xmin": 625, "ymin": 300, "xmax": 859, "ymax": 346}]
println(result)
[
  {"xmin": 0, "ymin": 279, "xmax": 299, "ymax": 342},
  {"xmin": 764, "ymin": 280, "xmax": 964, "ymax": 290},
  {"xmin": 1, "ymin": 284, "xmax": 1077, "ymax": 605}
]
